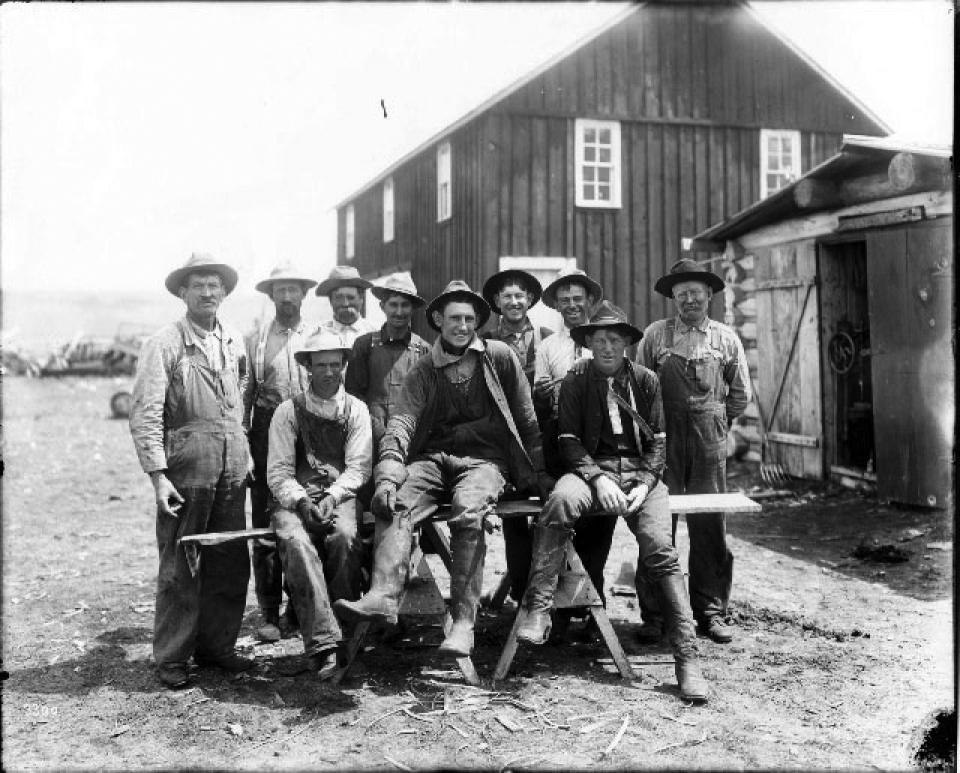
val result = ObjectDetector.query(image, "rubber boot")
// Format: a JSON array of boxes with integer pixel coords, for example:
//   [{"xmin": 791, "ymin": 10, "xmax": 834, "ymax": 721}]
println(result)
[
  {"xmin": 659, "ymin": 572, "xmax": 708, "ymax": 703},
  {"xmin": 516, "ymin": 526, "xmax": 571, "ymax": 645},
  {"xmin": 439, "ymin": 528, "xmax": 485, "ymax": 657},
  {"xmin": 333, "ymin": 515, "xmax": 413, "ymax": 626}
]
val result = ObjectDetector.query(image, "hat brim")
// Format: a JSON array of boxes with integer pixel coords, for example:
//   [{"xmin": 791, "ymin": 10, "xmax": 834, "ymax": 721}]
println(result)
[
  {"xmin": 370, "ymin": 286, "xmax": 426, "ymax": 307},
  {"xmin": 315, "ymin": 277, "xmax": 373, "ymax": 296},
  {"xmin": 481, "ymin": 270, "xmax": 543, "ymax": 314},
  {"xmin": 654, "ymin": 271, "xmax": 725, "ymax": 298},
  {"xmin": 294, "ymin": 347, "xmax": 353, "ymax": 366},
  {"xmin": 541, "ymin": 274, "xmax": 603, "ymax": 310},
  {"xmin": 166, "ymin": 263, "xmax": 239, "ymax": 297},
  {"xmin": 570, "ymin": 321, "xmax": 642, "ymax": 347},
  {"xmin": 255, "ymin": 276, "xmax": 318, "ymax": 295},
  {"xmin": 425, "ymin": 290, "xmax": 492, "ymax": 332}
]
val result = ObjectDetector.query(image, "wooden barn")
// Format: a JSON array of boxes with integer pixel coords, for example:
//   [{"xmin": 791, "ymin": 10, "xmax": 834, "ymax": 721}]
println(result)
[
  {"xmin": 334, "ymin": 0, "xmax": 889, "ymax": 337},
  {"xmin": 692, "ymin": 136, "xmax": 953, "ymax": 509}
]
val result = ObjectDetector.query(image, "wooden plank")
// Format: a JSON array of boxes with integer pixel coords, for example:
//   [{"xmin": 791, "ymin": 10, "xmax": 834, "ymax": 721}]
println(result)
[
  {"xmin": 767, "ymin": 431, "xmax": 820, "ymax": 448},
  {"xmin": 646, "ymin": 124, "xmax": 665, "ymax": 319},
  {"xmin": 694, "ymin": 125, "xmax": 709, "ymax": 234},
  {"xmin": 663, "ymin": 128, "xmax": 680, "ymax": 263},
  {"xmin": 661, "ymin": 7, "xmax": 678, "ymax": 119},
  {"xmin": 512, "ymin": 117, "xmax": 531, "ymax": 256},
  {"xmin": 611, "ymin": 24, "xmax": 629, "ymax": 117},
  {"xmin": 689, "ymin": 5, "xmax": 708, "ymax": 120},
  {"xmin": 679, "ymin": 124, "xmax": 696, "ymax": 246},
  {"xmin": 547, "ymin": 117, "xmax": 565, "ymax": 256},
  {"xmin": 630, "ymin": 123, "xmax": 649, "ymax": 324},
  {"xmin": 755, "ymin": 277, "xmax": 816, "ymax": 291},
  {"xmin": 641, "ymin": 5, "xmax": 660, "ymax": 117},
  {"xmin": 596, "ymin": 28, "xmax": 613, "ymax": 116},
  {"xmin": 675, "ymin": 6, "xmax": 691, "ymax": 118},
  {"xmin": 531, "ymin": 118, "xmax": 548, "ymax": 256},
  {"xmin": 498, "ymin": 115, "xmax": 513, "ymax": 259},
  {"xmin": 795, "ymin": 240, "xmax": 822, "ymax": 478},
  {"xmin": 708, "ymin": 126, "xmax": 725, "ymax": 225},
  {"xmin": 180, "ymin": 528, "xmax": 275, "ymax": 546},
  {"xmin": 668, "ymin": 492, "xmax": 762, "ymax": 514},
  {"xmin": 492, "ymin": 608, "xmax": 526, "ymax": 681},
  {"xmin": 626, "ymin": 13, "xmax": 644, "ymax": 117},
  {"xmin": 837, "ymin": 207, "xmax": 925, "ymax": 232},
  {"xmin": 580, "ymin": 40, "xmax": 597, "ymax": 116}
]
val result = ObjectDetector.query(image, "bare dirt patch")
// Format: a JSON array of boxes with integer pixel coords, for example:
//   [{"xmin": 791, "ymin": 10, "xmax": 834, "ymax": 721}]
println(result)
[{"xmin": 2, "ymin": 377, "xmax": 953, "ymax": 769}]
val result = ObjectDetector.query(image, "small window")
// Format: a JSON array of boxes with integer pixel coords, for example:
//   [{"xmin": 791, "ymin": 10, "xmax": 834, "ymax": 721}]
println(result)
[
  {"xmin": 437, "ymin": 142, "xmax": 451, "ymax": 222},
  {"xmin": 345, "ymin": 204, "xmax": 355, "ymax": 260},
  {"xmin": 760, "ymin": 129, "xmax": 801, "ymax": 199},
  {"xmin": 575, "ymin": 119, "xmax": 621, "ymax": 208},
  {"xmin": 383, "ymin": 177, "xmax": 395, "ymax": 243}
]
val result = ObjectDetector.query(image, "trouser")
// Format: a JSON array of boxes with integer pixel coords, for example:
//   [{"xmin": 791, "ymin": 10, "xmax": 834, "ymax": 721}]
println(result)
[
  {"xmin": 249, "ymin": 407, "xmax": 283, "ymax": 613},
  {"xmin": 154, "ymin": 441, "xmax": 250, "ymax": 667},
  {"xmin": 636, "ymin": 403, "xmax": 734, "ymax": 623},
  {"xmin": 273, "ymin": 498, "xmax": 363, "ymax": 655}
]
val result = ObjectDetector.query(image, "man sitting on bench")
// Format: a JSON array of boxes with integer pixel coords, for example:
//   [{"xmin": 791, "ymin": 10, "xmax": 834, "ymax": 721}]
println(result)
[
  {"xmin": 335, "ymin": 280, "xmax": 550, "ymax": 657},
  {"xmin": 516, "ymin": 301, "xmax": 708, "ymax": 703}
]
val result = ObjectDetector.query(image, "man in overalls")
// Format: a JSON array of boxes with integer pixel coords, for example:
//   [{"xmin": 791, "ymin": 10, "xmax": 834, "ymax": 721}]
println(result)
[
  {"xmin": 635, "ymin": 259, "xmax": 750, "ymax": 644},
  {"xmin": 130, "ymin": 253, "xmax": 253, "ymax": 689},
  {"xmin": 345, "ymin": 273, "xmax": 430, "ymax": 452},
  {"xmin": 267, "ymin": 330, "xmax": 372, "ymax": 679},
  {"xmin": 315, "ymin": 265, "xmax": 377, "ymax": 349},
  {"xmin": 335, "ymin": 281, "xmax": 549, "ymax": 658},
  {"xmin": 243, "ymin": 263, "xmax": 317, "ymax": 643},
  {"xmin": 480, "ymin": 268, "xmax": 553, "ymax": 603}
]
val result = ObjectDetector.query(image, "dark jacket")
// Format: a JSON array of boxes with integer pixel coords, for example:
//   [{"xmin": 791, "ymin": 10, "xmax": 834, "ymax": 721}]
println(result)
[
  {"xmin": 557, "ymin": 359, "xmax": 666, "ymax": 490},
  {"xmin": 377, "ymin": 337, "xmax": 544, "ymax": 492}
]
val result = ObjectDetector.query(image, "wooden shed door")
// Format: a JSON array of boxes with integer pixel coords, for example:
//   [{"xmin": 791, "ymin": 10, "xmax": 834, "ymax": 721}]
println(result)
[
  {"xmin": 754, "ymin": 241, "xmax": 823, "ymax": 478},
  {"xmin": 866, "ymin": 221, "xmax": 953, "ymax": 508}
]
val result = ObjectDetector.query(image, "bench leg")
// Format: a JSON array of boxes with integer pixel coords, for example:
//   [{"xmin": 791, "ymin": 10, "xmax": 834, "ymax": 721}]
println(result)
[
  {"xmin": 331, "ymin": 621, "xmax": 370, "ymax": 685},
  {"xmin": 492, "ymin": 606, "xmax": 527, "ymax": 681},
  {"xmin": 589, "ymin": 607, "xmax": 636, "ymax": 679},
  {"xmin": 482, "ymin": 573, "xmax": 513, "ymax": 611}
]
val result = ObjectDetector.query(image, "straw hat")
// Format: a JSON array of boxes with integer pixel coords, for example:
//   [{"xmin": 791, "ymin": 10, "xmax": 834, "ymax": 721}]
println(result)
[
  {"xmin": 254, "ymin": 262, "xmax": 318, "ymax": 295},
  {"xmin": 481, "ymin": 269, "xmax": 543, "ymax": 314},
  {"xmin": 570, "ymin": 301, "xmax": 643, "ymax": 347},
  {"xmin": 315, "ymin": 265, "xmax": 373, "ymax": 296},
  {"xmin": 164, "ymin": 253, "xmax": 238, "ymax": 297},
  {"xmin": 425, "ymin": 280, "xmax": 491, "ymax": 332},
  {"xmin": 541, "ymin": 267, "xmax": 603, "ymax": 310},
  {"xmin": 653, "ymin": 258, "xmax": 725, "ymax": 298}
]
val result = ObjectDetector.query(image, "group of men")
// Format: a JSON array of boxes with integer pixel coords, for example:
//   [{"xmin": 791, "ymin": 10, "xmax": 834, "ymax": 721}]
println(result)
[{"xmin": 129, "ymin": 252, "xmax": 749, "ymax": 704}]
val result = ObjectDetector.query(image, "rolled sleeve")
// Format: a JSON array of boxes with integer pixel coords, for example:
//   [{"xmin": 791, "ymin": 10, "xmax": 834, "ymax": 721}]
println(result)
[
  {"xmin": 129, "ymin": 330, "xmax": 174, "ymax": 473},
  {"xmin": 723, "ymin": 332, "xmax": 751, "ymax": 423},
  {"xmin": 266, "ymin": 400, "xmax": 307, "ymax": 510},
  {"xmin": 326, "ymin": 397, "xmax": 372, "ymax": 504}
]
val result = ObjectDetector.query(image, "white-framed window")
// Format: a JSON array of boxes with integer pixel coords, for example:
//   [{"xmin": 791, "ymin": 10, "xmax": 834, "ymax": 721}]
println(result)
[
  {"xmin": 575, "ymin": 119, "xmax": 622, "ymax": 208},
  {"xmin": 760, "ymin": 129, "xmax": 802, "ymax": 199},
  {"xmin": 345, "ymin": 204, "xmax": 355, "ymax": 260},
  {"xmin": 383, "ymin": 177, "xmax": 395, "ymax": 243},
  {"xmin": 437, "ymin": 141, "xmax": 452, "ymax": 222}
]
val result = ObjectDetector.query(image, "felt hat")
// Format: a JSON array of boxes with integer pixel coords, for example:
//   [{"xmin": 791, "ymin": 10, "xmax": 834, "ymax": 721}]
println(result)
[
  {"xmin": 541, "ymin": 267, "xmax": 603, "ymax": 310},
  {"xmin": 164, "ymin": 253, "xmax": 238, "ymax": 297},
  {"xmin": 315, "ymin": 265, "xmax": 373, "ymax": 296},
  {"xmin": 653, "ymin": 258, "xmax": 725, "ymax": 298},
  {"xmin": 293, "ymin": 329, "xmax": 353, "ymax": 366},
  {"xmin": 481, "ymin": 269, "xmax": 543, "ymax": 314},
  {"xmin": 425, "ymin": 280, "xmax": 491, "ymax": 332},
  {"xmin": 370, "ymin": 272, "xmax": 426, "ymax": 307},
  {"xmin": 254, "ymin": 262, "xmax": 318, "ymax": 295},
  {"xmin": 570, "ymin": 300, "xmax": 643, "ymax": 347}
]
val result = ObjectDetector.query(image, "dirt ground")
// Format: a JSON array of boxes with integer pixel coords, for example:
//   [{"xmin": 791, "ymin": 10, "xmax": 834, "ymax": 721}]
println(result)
[{"xmin": 2, "ymin": 376, "xmax": 954, "ymax": 770}]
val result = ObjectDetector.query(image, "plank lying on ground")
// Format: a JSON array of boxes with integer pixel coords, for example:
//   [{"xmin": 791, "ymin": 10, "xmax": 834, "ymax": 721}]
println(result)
[{"xmin": 179, "ymin": 528, "xmax": 275, "ymax": 546}]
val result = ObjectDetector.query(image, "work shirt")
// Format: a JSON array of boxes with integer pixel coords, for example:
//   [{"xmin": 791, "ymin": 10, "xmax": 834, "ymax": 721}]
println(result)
[
  {"xmin": 482, "ymin": 318, "xmax": 552, "ymax": 386},
  {"xmin": 242, "ymin": 317, "xmax": 311, "ymax": 427},
  {"xmin": 130, "ymin": 316, "xmax": 248, "ymax": 473},
  {"xmin": 317, "ymin": 317, "xmax": 378, "ymax": 350},
  {"xmin": 637, "ymin": 315, "xmax": 751, "ymax": 423},
  {"xmin": 267, "ymin": 385, "xmax": 372, "ymax": 509},
  {"xmin": 533, "ymin": 325, "xmax": 593, "ymax": 416}
]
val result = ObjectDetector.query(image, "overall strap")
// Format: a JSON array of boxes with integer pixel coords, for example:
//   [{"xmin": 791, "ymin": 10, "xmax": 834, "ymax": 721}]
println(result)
[
  {"xmin": 664, "ymin": 318, "xmax": 676, "ymax": 350},
  {"xmin": 254, "ymin": 319, "xmax": 272, "ymax": 384}
]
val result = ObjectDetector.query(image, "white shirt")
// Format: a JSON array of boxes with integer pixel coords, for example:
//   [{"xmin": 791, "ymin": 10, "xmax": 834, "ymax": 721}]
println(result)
[
  {"xmin": 318, "ymin": 317, "xmax": 378, "ymax": 350},
  {"xmin": 534, "ymin": 326, "xmax": 593, "ymax": 415}
]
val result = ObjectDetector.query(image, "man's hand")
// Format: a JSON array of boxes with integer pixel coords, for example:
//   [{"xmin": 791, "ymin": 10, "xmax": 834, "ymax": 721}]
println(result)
[
  {"xmin": 536, "ymin": 471, "xmax": 556, "ymax": 503},
  {"xmin": 372, "ymin": 482, "xmax": 397, "ymax": 518},
  {"xmin": 592, "ymin": 474, "xmax": 629, "ymax": 516},
  {"xmin": 151, "ymin": 472, "xmax": 185, "ymax": 518},
  {"xmin": 314, "ymin": 496, "xmax": 337, "ymax": 529},
  {"xmin": 245, "ymin": 453, "xmax": 256, "ymax": 484},
  {"xmin": 569, "ymin": 356, "xmax": 592, "ymax": 376},
  {"xmin": 625, "ymin": 483, "xmax": 650, "ymax": 514}
]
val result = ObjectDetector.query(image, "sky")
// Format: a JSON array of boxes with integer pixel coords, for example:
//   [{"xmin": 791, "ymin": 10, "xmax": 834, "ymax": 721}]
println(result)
[{"xmin": 0, "ymin": 1, "xmax": 953, "ymax": 298}]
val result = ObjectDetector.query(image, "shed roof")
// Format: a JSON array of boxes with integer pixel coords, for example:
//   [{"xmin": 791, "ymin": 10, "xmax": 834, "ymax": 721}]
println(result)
[
  {"xmin": 334, "ymin": 2, "xmax": 891, "ymax": 210},
  {"xmin": 690, "ymin": 135, "xmax": 952, "ymax": 249}
]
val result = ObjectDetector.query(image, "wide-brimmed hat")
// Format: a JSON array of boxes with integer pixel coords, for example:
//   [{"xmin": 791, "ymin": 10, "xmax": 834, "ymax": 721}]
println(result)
[
  {"xmin": 293, "ymin": 330, "xmax": 353, "ymax": 366},
  {"xmin": 165, "ymin": 253, "xmax": 238, "ymax": 297},
  {"xmin": 570, "ymin": 301, "xmax": 643, "ymax": 347},
  {"xmin": 654, "ymin": 258, "xmax": 725, "ymax": 298},
  {"xmin": 370, "ymin": 272, "xmax": 425, "ymax": 307},
  {"xmin": 482, "ymin": 269, "xmax": 543, "ymax": 314},
  {"xmin": 315, "ymin": 265, "xmax": 373, "ymax": 296},
  {"xmin": 254, "ymin": 262, "xmax": 318, "ymax": 296},
  {"xmin": 541, "ymin": 267, "xmax": 603, "ymax": 310},
  {"xmin": 425, "ymin": 280, "xmax": 491, "ymax": 332}
]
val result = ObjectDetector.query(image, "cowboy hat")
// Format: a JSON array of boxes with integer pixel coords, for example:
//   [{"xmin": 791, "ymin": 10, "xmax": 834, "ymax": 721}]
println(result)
[
  {"xmin": 315, "ymin": 265, "xmax": 374, "ymax": 296},
  {"xmin": 570, "ymin": 300, "xmax": 643, "ymax": 347},
  {"xmin": 653, "ymin": 258, "xmax": 725, "ymax": 298},
  {"xmin": 165, "ymin": 253, "xmax": 238, "ymax": 297},
  {"xmin": 481, "ymin": 269, "xmax": 543, "ymax": 314},
  {"xmin": 425, "ymin": 280, "xmax": 491, "ymax": 332},
  {"xmin": 254, "ymin": 262, "xmax": 318, "ymax": 295},
  {"xmin": 370, "ymin": 272, "xmax": 426, "ymax": 307},
  {"xmin": 541, "ymin": 267, "xmax": 603, "ymax": 310},
  {"xmin": 293, "ymin": 330, "xmax": 353, "ymax": 366}
]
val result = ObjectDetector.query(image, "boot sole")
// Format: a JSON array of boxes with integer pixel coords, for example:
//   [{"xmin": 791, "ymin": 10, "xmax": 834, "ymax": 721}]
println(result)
[
  {"xmin": 333, "ymin": 601, "xmax": 398, "ymax": 627},
  {"xmin": 437, "ymin": 645, "xmax": 472, "ymax": 657}
]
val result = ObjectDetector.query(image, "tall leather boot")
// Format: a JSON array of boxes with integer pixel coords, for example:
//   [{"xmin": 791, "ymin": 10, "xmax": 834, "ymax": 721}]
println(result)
[
  {"xmin": 438, "ymin": 528, "xmax": 485, "ymax": 657},
  {"xmin": 659, "ymin": 572, "xmax": 709, "ymax": 703},
  {"xmin": 516, "ymin": 525, "xmax": 571, "ymax": 645},
  {"xmin": 334, "ymin": 515, "xmax": 413, "ymax": 626}
]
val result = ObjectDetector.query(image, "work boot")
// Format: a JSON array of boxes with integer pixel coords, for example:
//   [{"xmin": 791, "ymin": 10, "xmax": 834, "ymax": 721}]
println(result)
[
  {"xmin": 635, "ymin": 616, "xmax": 664, "ymax": 644},
  {"xmin": 516, "ymin": 526, "xmax": 570, "ymax": 645},
  {"xmin": 308, "ymin": 647, "xmax": 340, "ymax": 681},
  {"xmin": 439, "ymin": 528, "xmax": 485, "ymax": 657},
  {"xmin": 659, "ymin": 573, "xmax": 708, "ymax": 703},
  {"xmin": 334, "ymin": 515, "xmax": 413, "ymax": 626},
  {"xmin": 157, "ymin": 662, "xmax": 189, "ymax": 689},
  {"xmin": 194, "ymin": 651, "xmax": 255, "ymax": 673},
  {"xmin": 256, "ymin": 608, "xmax": 281, "ymax": 643},
  {"xmin": 701, "ymin": 617, "xmax": 735, "ymax": 644}
]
